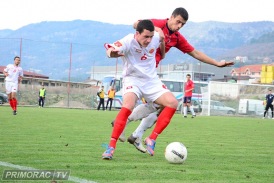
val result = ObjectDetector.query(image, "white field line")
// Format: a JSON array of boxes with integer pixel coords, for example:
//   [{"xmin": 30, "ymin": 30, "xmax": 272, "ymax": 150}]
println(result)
[{"xmin": 0, "ymin": 161, "xmax": 97, "ymax": 183}]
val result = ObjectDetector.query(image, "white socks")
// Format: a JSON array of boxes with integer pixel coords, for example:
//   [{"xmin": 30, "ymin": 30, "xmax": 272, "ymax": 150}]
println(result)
[
  {"xmin": 132, "ymin": 112, "xmax": 158, "ymax": 139},
  {"xmin": 183, "ymin": 106, "xmax": 187, "ymax": 116},
  {"xmin": 119, "ymin": 102, "xmax": 158, "ymax": 140},
  {"xmin": 183, "ymin": 105, "xmax": 195, "ymax": 116},
  {"xmin": 189, "ymin": 106, "xmax": 195, "ymax": 116}
]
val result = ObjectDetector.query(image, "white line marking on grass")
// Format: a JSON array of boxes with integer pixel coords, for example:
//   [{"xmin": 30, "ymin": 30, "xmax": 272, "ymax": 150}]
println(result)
[{"xmin": 0, "ymin": 161, "xmax": 97, "ymax": 183}]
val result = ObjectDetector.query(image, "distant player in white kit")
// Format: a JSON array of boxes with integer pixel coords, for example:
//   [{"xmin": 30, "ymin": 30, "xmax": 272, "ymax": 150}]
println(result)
[
  {"xmin": 3, "ymin": 56, "xmax": 23, "ymax": 115},
  {"xmin": 102, "ymin": 20, "xmax": 178, "ymax": 160}
]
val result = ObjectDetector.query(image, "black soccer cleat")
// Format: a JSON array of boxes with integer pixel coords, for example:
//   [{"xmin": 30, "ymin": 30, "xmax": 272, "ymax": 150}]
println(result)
[{"xmin": 111, "ymin": 120, "xmax": 115, "ymax": 127}]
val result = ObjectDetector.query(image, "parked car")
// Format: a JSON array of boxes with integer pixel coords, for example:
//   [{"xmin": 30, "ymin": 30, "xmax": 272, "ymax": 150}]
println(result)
[
  {"xmin": 238, "ymin": 99, "xmax": 264, "ymax": 115},
  {"xmin": 177, "ymin": 98, "xmax": 202, "ymax": 113},
  {"xmin": 0, "ymin": 91, "xmax": 8, "ymax": 105},
  {"xmin": 202, "ymin": 100, "xmax": 236, "ymax": 115}
]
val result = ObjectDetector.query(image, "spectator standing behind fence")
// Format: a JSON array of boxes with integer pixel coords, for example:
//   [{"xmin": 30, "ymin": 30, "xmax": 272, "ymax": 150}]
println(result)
[
  {"xmin": 38, "ymin": 84, "xmax": 46, "ymax": 108},
  {"xmin": 263, "ymin": 88, "xmax": 274, "ymax": 119},
  {"xmin": 106, "ymin": 87, "xmax": 116, "ymax": 111},
  {"xmin": 97, "ymin": 86, "xmax": 105, "ymax": 111}
]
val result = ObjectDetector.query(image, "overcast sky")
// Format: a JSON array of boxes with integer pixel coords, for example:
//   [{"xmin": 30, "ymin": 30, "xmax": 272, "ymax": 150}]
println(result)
[{"xmin": 1, "ymin": 0, "xmax": 273, "ymax": 30}]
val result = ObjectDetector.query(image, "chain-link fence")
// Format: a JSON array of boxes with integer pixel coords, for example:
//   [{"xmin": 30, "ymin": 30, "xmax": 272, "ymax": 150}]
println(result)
[
  {"xmin": 0, "ymin": 82, "xmax": 99, "ymax": 109},
  {"xmin": 0, "ymin": 37, "xmax": 105, "ymax": 109}
]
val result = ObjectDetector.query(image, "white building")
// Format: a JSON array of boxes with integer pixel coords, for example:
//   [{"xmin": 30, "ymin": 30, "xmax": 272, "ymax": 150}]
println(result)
[{"xmin": 89, "ymin": 63, "xmax": 232, "ymax": 82}]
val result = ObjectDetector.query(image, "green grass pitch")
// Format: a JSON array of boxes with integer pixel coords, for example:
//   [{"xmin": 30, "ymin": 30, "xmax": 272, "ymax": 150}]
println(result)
[{"xmin": 0, "ymin": 106, "xmax": 273, "ymax": 183}]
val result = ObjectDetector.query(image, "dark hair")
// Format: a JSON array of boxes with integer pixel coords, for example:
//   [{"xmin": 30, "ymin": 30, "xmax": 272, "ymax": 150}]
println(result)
[
  {"xmin": 186, "ymin": 74, "xmax": 191, "ymax": 77},
  {"xmin": 136, "ymin": 19, "xmax": 154, "ymax": 33},
  {"xmin": 172, "ymin": 7, "xmax": 189, "ymax": 21},
  {"xmin": 14, "ymin": 56, "xmax": 20, "ymax": 60}
]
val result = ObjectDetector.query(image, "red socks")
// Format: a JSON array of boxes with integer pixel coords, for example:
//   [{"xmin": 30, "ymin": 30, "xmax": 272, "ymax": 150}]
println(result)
[
  {"xmin": 9, "ymin": 98, "xmax": 17, "ymax": 111},
  {"xmin": 9, "ymin": 99, "xmax": 13, "ymax": 110},
  {"xmin": 149, "ymin": 106, "xmax": 176, "ymax": 140},
  {"xmin": 109, "ymin": 107, "xmax": 132, "ymax": 148},
  {"xmin": 13, "ymin": 98, "xmax": 17, "ymax": 111}
]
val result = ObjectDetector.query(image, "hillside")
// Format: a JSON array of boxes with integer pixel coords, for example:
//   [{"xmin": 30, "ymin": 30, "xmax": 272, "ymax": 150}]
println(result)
[
  {"xmin": 0, "ymin": 20, "xmax": 274, "ymax": 81},
  {"xmin": 220, "ymin": 31, "xmax": 274, "ymax": 61}
]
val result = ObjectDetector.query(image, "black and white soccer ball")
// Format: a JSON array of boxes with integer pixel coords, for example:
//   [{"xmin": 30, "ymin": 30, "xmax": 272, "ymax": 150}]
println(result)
[{"xmin": 165, "ymin": 142, "xmax": 187, "ymax": 164}]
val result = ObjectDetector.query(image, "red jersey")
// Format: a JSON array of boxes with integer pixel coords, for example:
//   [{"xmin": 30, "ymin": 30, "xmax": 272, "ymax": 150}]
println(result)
[
  {"xmin": 184, "ymin": 79, "xmax": 194, "ymax": 97},
  {"xmin": 151, "ymin": 19, "xmax": 195, "ymax": 67}
]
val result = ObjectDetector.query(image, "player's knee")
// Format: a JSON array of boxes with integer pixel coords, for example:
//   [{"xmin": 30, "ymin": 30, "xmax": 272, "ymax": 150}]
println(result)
[
  {"xmin": 173, "ymin": 100, "xmax": 179, "ymax": 108},
  {"xmin": 168, "ymin": 98, "xmax": 178, "ymax": 109}
]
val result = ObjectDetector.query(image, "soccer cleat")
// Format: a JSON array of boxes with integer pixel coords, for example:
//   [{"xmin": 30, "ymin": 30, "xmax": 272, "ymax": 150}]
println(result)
[
  {"xmin": 127, "ymin": 134, "xmax": 147, "ymax": 153},
  {"xmin": 13, "ymin": 110, "xmax": 17, "ymax": 115},
  {"xmin": 184, "ymin": 116, "xmax": 187, "ymax": 118},
  {"xmin": 144, "ymin": 137, "xmax": 156, "ymax": 156},
  {"xmin": 102, "ymin": 147, "xmax": 115, "ymax": 160},
  {"xmin": 191, "ymin": 115, "xmax": 196, "ymax": 118}
]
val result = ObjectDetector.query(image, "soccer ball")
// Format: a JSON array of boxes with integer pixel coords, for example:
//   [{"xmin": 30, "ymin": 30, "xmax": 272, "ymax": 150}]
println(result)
[{"xmin": 165, "ymin": 142, "xmax": 187, "ymax": 164}]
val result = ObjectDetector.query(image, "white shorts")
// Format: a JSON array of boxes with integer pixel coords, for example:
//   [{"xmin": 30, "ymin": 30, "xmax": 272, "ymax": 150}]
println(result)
[
  {"xmin": 122, "ymin": 78, "xmax": 169, "ymax": 103},
  {"xmin": 5, "ymin": 81, "xmax": 18, "ymax": 94}
]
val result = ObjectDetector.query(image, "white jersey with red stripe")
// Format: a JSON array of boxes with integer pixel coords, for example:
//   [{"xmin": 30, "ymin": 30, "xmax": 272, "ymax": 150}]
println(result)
[
  {"xmin": 4, "ymin": 64, "xmax": 23, "ymax": 83},
  {"xmin": 107, "ymin": 32, "xmax": 160, "ymax": 86}
]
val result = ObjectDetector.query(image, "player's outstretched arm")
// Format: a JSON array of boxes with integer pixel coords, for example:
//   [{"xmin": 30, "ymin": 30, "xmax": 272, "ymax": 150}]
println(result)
[
  {"xmin": 188, "ymin": 49, "xmax": 234, "ymax": 67},
  {"xmin": 104, "ymin": 43, "xmax": 124, "ymax": 58}
]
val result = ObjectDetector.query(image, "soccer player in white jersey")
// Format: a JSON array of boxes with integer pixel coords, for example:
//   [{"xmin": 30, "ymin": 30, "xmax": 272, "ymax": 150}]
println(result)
[
  {"xmin": 113, "ymin": 7, "xmax": 235, "ymax": 153},
  {"xmin": 102, "ymin": 20, "xmax": 178, "ymax": 160},
  {"xmin": 3, "ymin": 56, "xmax": 23, "ymax": 115}
]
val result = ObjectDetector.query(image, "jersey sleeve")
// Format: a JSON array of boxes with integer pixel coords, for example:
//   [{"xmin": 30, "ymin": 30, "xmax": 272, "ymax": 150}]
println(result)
[
  {"xmin": 105, "ymin": 34, "xmax": 133, "ymax": 54},
  {"xmin": 3, "ymin": 64, "xmax": 11, "ymax": 72},
  {"xmin": 153, "ymin": 32, "xmax": 161, "ymax": 47},
  {"xmin": 191, "ymin": 81, "xmax": 195, "ymax": 89},
  {"xmin": 150, "ymin": 19, "xmax": 167, "ymax": 28},
  {"xmin": 176, "ymin": 34, "xmax": 195, "ymax": 53}
]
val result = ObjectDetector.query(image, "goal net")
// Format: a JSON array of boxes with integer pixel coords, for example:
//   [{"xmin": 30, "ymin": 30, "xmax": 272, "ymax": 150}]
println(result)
[{"xmin": 200, "ymin": 81, "xmax": 272, "ymax": 118}]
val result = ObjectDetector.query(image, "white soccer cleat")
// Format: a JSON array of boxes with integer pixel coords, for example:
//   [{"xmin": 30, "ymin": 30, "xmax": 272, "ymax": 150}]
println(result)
[{"xmin": 127, "ymin": 134, "xmax": 147, "ymax": 153}]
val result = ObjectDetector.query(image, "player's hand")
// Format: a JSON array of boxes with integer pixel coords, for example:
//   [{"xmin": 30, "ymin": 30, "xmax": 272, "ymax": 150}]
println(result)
[
  {"xmin": 106, "ymin": 47, "xmax": 124, "ymax": 58},
  {"xmin": 109, "ymin": 50, "xmax": 124, "ymax": 58},
  {"xmin": 217, "ymin": 60, "xmax": 234, "ymax": 67}
]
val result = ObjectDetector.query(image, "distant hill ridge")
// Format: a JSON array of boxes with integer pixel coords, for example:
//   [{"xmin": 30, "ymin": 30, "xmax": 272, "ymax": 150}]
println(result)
[{"xmin": 0, "ymin": 20, "xmax": 274, "ymax": 80}]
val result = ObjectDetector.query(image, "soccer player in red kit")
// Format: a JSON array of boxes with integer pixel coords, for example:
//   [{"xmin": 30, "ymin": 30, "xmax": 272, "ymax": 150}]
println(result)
[
  {"xmin": 114, "ymin": 7, "xmax": 234, "ymax": 153},
  {"xmin": 183, "ymin": 74, "xmax": 196, "ymax": 118},
  {"xmin": 133, "ymin": 7, "xmax": 234, "ymax": 68}
]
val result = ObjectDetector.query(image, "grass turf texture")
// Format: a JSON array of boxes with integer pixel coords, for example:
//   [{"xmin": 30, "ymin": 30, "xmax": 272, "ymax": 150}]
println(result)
[{"xmin": 0, "ymin": 106, "xmax": 273, "ymax": 183}]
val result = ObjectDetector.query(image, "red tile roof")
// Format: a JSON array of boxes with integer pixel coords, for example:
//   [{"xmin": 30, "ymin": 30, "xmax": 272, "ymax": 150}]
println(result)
[
  {"xmin": 231, "ymin": 64, "xmax": 268, "ymax": 74},
  {"xmin": 0, "ymin": 66, "xmax": 49, "ymax": 79}
]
